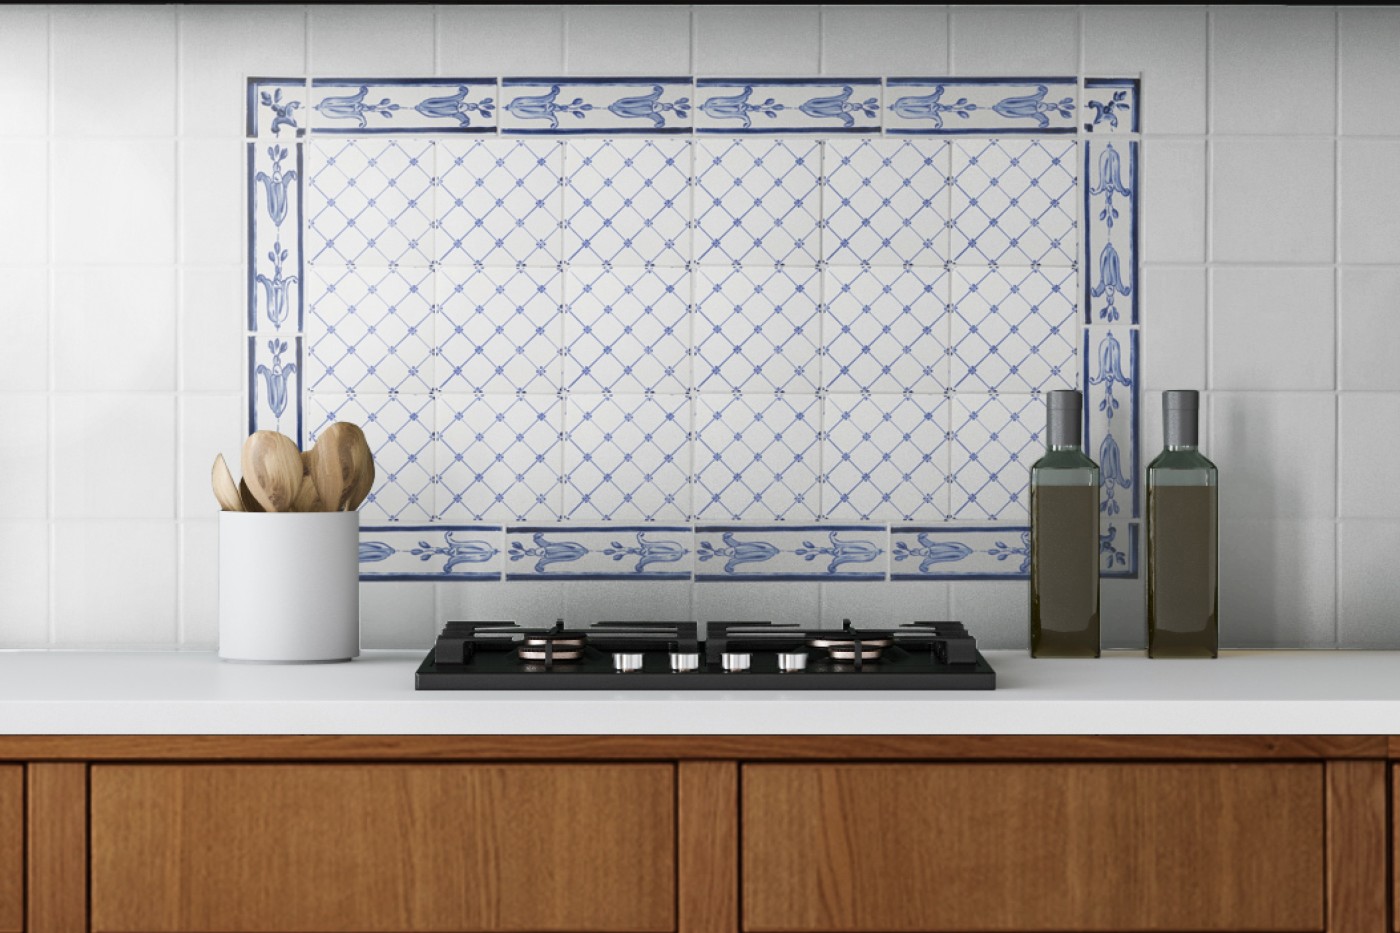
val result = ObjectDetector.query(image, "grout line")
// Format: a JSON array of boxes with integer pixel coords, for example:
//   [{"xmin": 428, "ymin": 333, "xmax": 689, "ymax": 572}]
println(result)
[
  {"xmin": 45, "ymin": 3, "xmax": 56, "ymax": 646},
  {"xmin": 175, "ymin": 4, "xmax": 186, "ymax": 644},
  {"xmin": 1332, "ymin": 4, "xmax": 1343, "ymax": 647}
]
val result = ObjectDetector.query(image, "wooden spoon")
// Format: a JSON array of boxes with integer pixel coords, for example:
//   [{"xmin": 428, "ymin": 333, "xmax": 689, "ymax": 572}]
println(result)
[
  {"xmin": 311, "ymin": 422, "xmax": 372, "ymax": 511},
  {"xmin": 211, "ymin": 454, "xmax": 244, "ymax": 512},
  {"xmin": 239, "ymin": 479, "xmax": 266, "ymax": 513},
  {"xmin": 291, "ymin": 450, "xmax": 323, "ymax": 512},
  {"xmin": 241, "ymin": 431, "xmax": 304, "ymax": 512},
  {"xmin": 344, "ymin": 429, "xmax": 375, "ymax": 511}
]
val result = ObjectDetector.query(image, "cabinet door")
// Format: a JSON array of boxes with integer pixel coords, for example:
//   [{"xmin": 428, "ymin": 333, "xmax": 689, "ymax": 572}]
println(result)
[
  {"xmin": 743, "ymin": 763, "xmax": 1323, "ymax": 932},
  {"xmin": 91, "ymin": 763, "xmax": 675, "ymax": 933},
  {"xmin": 0, "ymin": 766, "xmax": 20, "ymax": 933}
]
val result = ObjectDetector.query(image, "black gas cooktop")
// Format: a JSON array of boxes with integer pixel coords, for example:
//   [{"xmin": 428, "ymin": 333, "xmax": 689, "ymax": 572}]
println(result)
[{"xmin": 415, "ymin": 619, "xmax": 996, "ymax": 690}]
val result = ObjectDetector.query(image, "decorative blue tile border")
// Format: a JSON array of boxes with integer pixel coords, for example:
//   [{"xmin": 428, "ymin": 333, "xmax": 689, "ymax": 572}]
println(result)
[
  {"xmin": 505, "ymin": 526, "xmax": 693, "ymax": 580},
  {"xmin": 245, "ymin": 74, "xmax": 1143, "ymax": 581},
  {"xmin": 1083, "ymin": 78, "xmax": 1139, "ymax": 134},
  {"xmin": 890, "ymin": 526, "xmax": 1030, "ymax": 580},
  {"xmin": 310, "ymin": 79, "xmax": 498, "ymax": 134},
  {"xmin": 694, "ymin": 525, "xmax": 886, "ymax": 582},
  {"xmin": 501, "ymin": 78, "xmax": 693, "ymax": 134},
  {"xmin": 1084, "ymin": 139, "xmax": 1138, "ymax": 324},
  {"xmin": 695, "ymin": 79, "xmax": 881, "ymax": 135},
  {"xmin": 885, "ymin": 78, "xmax": 1078, "ymax": 135},
  {"xmin": 360, "ymin": 525, "xmax": 503, "ymax": 581}
]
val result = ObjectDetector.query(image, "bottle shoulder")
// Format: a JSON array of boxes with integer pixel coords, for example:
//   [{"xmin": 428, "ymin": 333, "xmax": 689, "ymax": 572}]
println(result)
[
  {"xmin": 1147, "ymin": 448, "xmax": 1217, "ymax": 486},
  {"xmin": 1032, "ymin": 448, "xmax": 1100, "ymax": 471}
]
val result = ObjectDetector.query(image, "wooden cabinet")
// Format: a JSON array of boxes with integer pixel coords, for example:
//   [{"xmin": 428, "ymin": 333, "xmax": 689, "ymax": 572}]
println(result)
[
  {"xmin": 0, "ymin": 766, "xmax": 21, "ymax": 933},
  {"xmin": 742, "ymin": 763, "xmax": 1324, "ymax": 932},
  {"xmin": 89, "ymin": 763, "xmax": 675, "ymax": 933}
]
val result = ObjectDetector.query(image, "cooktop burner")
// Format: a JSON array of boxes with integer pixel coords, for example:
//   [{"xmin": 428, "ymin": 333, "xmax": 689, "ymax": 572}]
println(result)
[{"xmin": 415, "ymin": 619, "xmax": 995, "ymax": 690}]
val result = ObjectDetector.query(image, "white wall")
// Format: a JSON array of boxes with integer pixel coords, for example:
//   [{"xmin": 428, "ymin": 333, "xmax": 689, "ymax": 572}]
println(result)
[{"xmin": 0, "ymin": 4, "xmax": 1396, "ymax": 651}]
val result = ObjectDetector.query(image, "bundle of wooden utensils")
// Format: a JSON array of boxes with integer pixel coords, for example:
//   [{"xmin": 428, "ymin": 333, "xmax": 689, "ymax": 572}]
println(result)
[{"xmin": 211, "ymin": 423, "xmax": 375, "ymax": 513}]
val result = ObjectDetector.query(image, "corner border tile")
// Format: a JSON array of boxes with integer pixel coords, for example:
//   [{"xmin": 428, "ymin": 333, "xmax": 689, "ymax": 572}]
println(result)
[
  {"xmin": 1083, "ymin": 77, "xmax": 1140, "ymax": 134},
  {"xmin": 247, "ymin": 77, "xmax": 307, "ymax": 138}
]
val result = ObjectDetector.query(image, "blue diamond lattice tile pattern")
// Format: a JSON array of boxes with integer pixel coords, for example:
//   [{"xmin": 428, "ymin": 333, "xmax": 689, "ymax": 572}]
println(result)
[{"xmin": 254, "ymin": 75, "xmax": 1142, "ymax": 580}]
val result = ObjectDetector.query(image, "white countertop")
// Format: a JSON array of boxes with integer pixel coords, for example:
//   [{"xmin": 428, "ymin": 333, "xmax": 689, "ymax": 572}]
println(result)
[{"xmin": 1, "ymin": 650, "xmax": 1399, "ymax": 734}]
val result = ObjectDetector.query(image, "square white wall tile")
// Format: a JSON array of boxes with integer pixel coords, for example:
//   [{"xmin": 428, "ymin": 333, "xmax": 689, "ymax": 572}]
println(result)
[
  {"xmin": 563, "ymin": 394, "xmax": 691, "ymax": 522},
  {"xmin": 0, "ymin": 5, "xmax": 48, "ymax": 136},
  {"xmin": 437, "ymin": 394, "xmax": 563, "ymax": 523},
  {"xmin": 180, "ymin": 140, "xmax": 245, "ymax": 265},
  {"xmin": 53, "ymin": 266, "xmax": 176, "ymax": 392},
  {"xmin": 437, "ymin": 580, "xmax": 566, "ymax": 627},
  {"xmin": 823, "ymin": 394, "xmax": 949, "ymax": 522},
  {"xmin": 694, "ymin": 266, "xmax": 821, "ymax": 393},
  {"xmin": 179, "ymin": 394, "xmax": 243, "ymax": 520},
  {"xmin": 561, "ymin": 580, "xmax": 692, "ymax": 626},
  {"xmin": 948, "ymin": 580, "xmax": 1028, "ymax": 650},
  {"xmin": 308, "ymin": 4, "xmax": 436, "ymax": 75},
  {"xmin": 0, "ymin": 396, "xmax": 46, "ymax": 520},
  {"xmin": 0, "ymin": 268, "xmax": 48, "ymax": 393},
  {"xmin": 695, "ymin": 139, "xmax": 821, "ymax": 266},
  {"xmin": 1083, "ymin": 6, "xmax": 1206, "ymax": 135},
  {"xmin": 0, "ymin": 521, "xmax": 49, "ymax": 646},
  {"xmin": 950, "ymin": 7, "xmax": 1079, "ymax": 75},
  {"xmin": 305, "ymin": 265, "xmax": 436, "ymax": 395},
  {"xmin": 1340, "ymin": 268, "xmax": 1400, "ymax": 392},
  {"xmin": 822, "ymin": 265, "xmax": 949, "ymax": 394},
  {"xmin": 1340, "ymin": 8, "xmax": 1400, "ymax": 136},
  {"xmin": 361, "ymin": 580, "xmax": 437, "ymax": 649},
  {"xmin": 950, "ymin": 139, "xmax": 1078, "ymax": 267},
  {"xmin": 1142, "ymin": 266, "xmax": 1206, "ymax": 391},
  {"xmin": 307, "ymin": 393, "xmax": 436, "ymax": 522},
  {"xmin": 1339, "ymin": 394, "xmax": 1400, "ymax": 520},
  {"xmin": 820, "ymin": 580, "xmax": 949, "ymax": 630},
  {"xmin": 1210, "ymin": 267, "xmax": 1334, "ymax": 392},
  {"xmin": 694, "ymin": 5, "xmax": 820, "ymax": 75},
  {"xmin": 179, "ymin": 520, "xmax": 219, "ymax": 648},
  {"xmin": 693, "ymin": 394, "xmax": 821, "ymax": 522},
  {"xmin": 564, "ymin": 265, "xmax": 691, "ymax": 394},
  {"xmin": 437, "ymin": 6, "xmax": 564, "ymax": 74},
  {"xmin": 53, "ymin": 394, "xmax": 175, "ymax": 521},
  {"xmin": 822, "ymin": 5, "xmax": 948, "ymax": 75},
  {"xmin": 52, "ymin": 140, "xmax": 176, "ymax": 265},
  {"xmin": 437, "ymin": 139, "xmax": 563, "ymax": 267},
  {"xmin": 1211, "ymin": 139, "xmax": 1334, "ymax": 264},
  {"xmin": 563, "ymin": 139, "xmax": 693, "ymax": 267},
  {"xmin": 1218, "ymin": 519, "xmax": 1335, "ymax": 648},
  {"xmin": 1211, "ymin": 7, "xmax": 1337, "ymax": 135},
  {"xmin": 565, "ymin": 6, "xmax": 693, "ymax": 75},
  {"xmin": 948, "ymin": 267, "xmax": 1079, "ymax": 395},
  {"xmin": 52, "ymin": 520, "xmax": 177, "ymax": 645},
  {"xmin": 948, "ymin": 393, "xmax": 1040, "ymax": 522},
  {"xmin": 1209, "ymin": 392, "xmax": 1336, "ymax": 521},
  {"xmin": 52, "ymin": 5, "xmax": 176, "ymax": 136},
  {"xmin": 1142, "ymin": 140, "xmax": 1204, "ymax": 264},
  {"xmin": 305, "ymin": 138, "xmax": 436, "ymax": 268},
  {"xmin": 1338, "ymin": 521, "xmax": 1400, "ymax": 648},
  {"xmin": 179, "ymin": 4, "xmax": 306, "ymax": 137},
  {"xmin": 1339, "ymin": 140, "xmax": 1400, "ymax": 265},
  {"xmin": 180, "ymin": 267, "xmax": 248, "ymax": 394},
  {"xmin": 822, "ymin": 139, "xmax": 951, "ymax": 266},
  {"xmin": 0, "ymin": 139, "xmax": 47, "ymax": 263},
  {"xmin": 437, "ymin": 265, "xmax": 562, "ymax": 394},
  {"xmin": 693, "ymin": 580, "xmax": 820, "ymax": 627}
]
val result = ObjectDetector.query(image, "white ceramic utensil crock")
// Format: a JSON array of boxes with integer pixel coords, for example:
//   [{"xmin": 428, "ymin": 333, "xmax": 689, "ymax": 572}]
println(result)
[{"xmin": 218, "ymin": 511, "xmax": 360, "ymax": 663}]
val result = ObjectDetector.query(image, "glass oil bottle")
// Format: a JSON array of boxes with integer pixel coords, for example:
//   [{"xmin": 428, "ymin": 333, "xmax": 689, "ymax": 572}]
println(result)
[
  {"xmin": 1147, "ymin": 390, "xmax": 1218, "ymax": 658},
  {"xmin": 1029, "ymin": 390, "xmax": 1101, "ymax": 658}
]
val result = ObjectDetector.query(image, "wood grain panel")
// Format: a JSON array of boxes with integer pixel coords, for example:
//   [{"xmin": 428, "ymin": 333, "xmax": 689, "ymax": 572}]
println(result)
[
  {"xmin": 742, "ymin": 763, "xmax": 1325, "ymax": 932},
  {"xmin": 679, "ymin": 762, "xmax": 737, "ymax": 933},
  {"xmin": 0, "ymin": 766, "xmax": 21, "ymax": 933},
  {"xmin": 90, "ymin": 763, "xmax": 675, "ymax": 933},
  {"xmin": 0, "ymin": 733, "xmax": 1383, "ymax": 761},
  {"xmin": 27, "ymin": 763, "xmax": 87, "ymax": 933},
  {"xmin": 1326, "ymin": 761, "xmax": 1386, "ymax": 933}
]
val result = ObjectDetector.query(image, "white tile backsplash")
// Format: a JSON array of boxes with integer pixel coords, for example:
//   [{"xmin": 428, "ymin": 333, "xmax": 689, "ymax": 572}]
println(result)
[
  {"xmin": 5, "ymin": 4, "xmax": 1398, "ymax": 649},
  {"xmin": 0, "ymin": 396, "xmax": 48, "ymax": 521},
  {"xmin": 1338, "ymin": 394, "xmax": 1400, "ymax": 520},
  {"xmin": 1210, "ymin": 267, "xmax": 1334, "ymax": 391}
]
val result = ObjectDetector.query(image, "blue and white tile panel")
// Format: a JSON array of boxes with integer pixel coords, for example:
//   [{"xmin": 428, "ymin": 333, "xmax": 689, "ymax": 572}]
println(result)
[
  {"xmin": 1084, "ymin": 326, "xmax": 1139, "ymax": 520},
  {"xmin": 310, "ymin": 80, "xmax": 498, "ymax": 134},
  {"xmin": 501, "ymin": 78, "xmax": 693, "ymax": 135},
  {"xmin": 1083, "ymin": 78, "xmax": 1140, "ymax": 134},
  {"xmin": 360, "ymin": 525, "xmax": 504, "ymax": 580},
  {"xmin": 248, "ymin": 77, "xmax": 306, "ymax": 138},
  {"xmin": 247, "ymin": 335, "xmax": 302, "ymax": 446},
  {"xmin": 506, "ymin": 526, "xmax": 693, "ymax": 580},
  {"xmin": 695, "ymin": 79, "xmax": 881, "ymax": 134},
  {"xmin": 885, "ymin": 78, "xmax": 1078, "ymax": 135},
  {"xmin": 1084, "ymin": 139, "xmax": 1138, "ymax": 324},
  {"xmin": 695, "ymin": 525, "xmax": 886, "ymax": 582},
  {"xmin": 891, "ymin": 526, "xmax": 1030, "ymax": 580},
  {"xmin": 247, "ymin": 141, "xmax": 303, "ymax": 332},
  {"xmin": 1099, "ymin": 520, "xmax": 1139, "ymax": 579}
]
